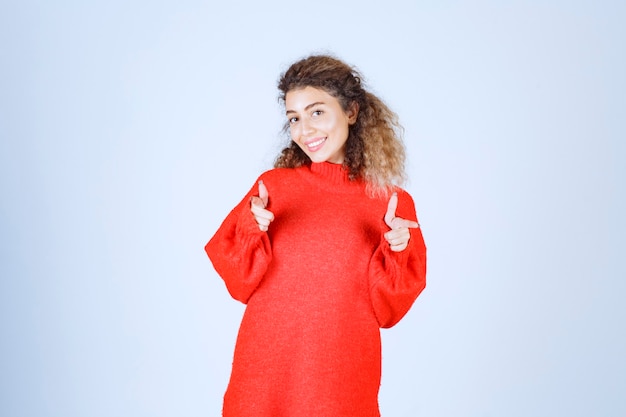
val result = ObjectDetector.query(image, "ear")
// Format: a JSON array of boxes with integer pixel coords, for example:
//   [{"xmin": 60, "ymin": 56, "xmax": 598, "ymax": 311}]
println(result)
[{"xmin": 346, "ymin": 101, "xmax": 359, "ymax": 125}]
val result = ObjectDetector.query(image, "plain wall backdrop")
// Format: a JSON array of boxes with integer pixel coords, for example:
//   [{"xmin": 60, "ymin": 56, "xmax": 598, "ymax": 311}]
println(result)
[{"xmin": 1, "ymin": 0, "xmax": 624, "ymax": 416}]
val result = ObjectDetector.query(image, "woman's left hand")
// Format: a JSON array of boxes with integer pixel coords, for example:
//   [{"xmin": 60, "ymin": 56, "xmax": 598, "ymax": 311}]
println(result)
[{"xmin": 384, "ymin": 192, "xmax": 420, "ymax": 252}]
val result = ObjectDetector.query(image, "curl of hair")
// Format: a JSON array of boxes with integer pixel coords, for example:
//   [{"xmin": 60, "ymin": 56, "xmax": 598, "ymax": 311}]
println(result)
[{"xmin": 274, "ymin": 54, "xmax": 406, "ymax": 196}]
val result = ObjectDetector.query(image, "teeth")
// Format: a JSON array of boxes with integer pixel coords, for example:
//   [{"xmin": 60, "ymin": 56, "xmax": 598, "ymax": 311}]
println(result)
[{"xmin": 308, "ymin": 138, "xmax": 325, "ymax": 148}]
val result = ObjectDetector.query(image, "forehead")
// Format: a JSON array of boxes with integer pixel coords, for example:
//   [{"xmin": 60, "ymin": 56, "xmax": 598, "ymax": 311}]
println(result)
[{"xmin": 285, "ymin": 86, "xmax": 340, "ymax": 110}]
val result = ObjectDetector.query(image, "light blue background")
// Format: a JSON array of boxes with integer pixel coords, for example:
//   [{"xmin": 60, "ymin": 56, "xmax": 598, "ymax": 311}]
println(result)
[{"xmin": 1, "ymin": 1, "xmax": 624, "ymax": 416}]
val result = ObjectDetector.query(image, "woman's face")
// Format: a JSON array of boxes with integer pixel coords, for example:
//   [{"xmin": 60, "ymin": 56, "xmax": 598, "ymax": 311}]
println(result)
[{"xmin": 285, "ymin": 86, "xmax": 358, "ymax": 164}]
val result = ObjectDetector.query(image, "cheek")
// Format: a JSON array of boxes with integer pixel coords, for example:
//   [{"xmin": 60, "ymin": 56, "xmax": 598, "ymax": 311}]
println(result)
[
  {"xmin": 289, "ymin": 128, "xmax": 304, "ymax": 148},
  {"xmin": 332, "ymin": 118, "xmax": 350, "ymax": 138},
  {"xmin": 289, "ymin": 124, "xmax": 298, "ymax": 138}
]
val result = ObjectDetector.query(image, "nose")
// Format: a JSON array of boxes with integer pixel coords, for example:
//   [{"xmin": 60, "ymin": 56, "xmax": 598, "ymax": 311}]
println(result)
[{"xmin": 300, "ymin": 117, "xmax": 315, "ymax": 135}]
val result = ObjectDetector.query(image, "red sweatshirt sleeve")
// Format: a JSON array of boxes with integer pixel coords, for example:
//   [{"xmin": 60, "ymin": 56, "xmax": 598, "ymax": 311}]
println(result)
[
  {"xmin": 368, "ymin": 191, "xmax": 427, "ymax": 328},
  {"xmin": 205, "ymin": 181, "xmax": 273, "ymax": 304}
]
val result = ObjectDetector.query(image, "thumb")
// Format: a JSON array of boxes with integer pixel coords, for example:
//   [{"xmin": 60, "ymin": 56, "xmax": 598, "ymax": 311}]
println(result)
[
  {"xmin": 384, "ymin": 192, "xmax": 398, "ymax": 228},
  {"xmin": 258, "ymin": 180, "xmax": 269, "ymax": 208}
]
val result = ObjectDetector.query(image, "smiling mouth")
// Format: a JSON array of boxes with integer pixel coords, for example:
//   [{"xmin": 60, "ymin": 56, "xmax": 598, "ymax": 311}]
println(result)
[{"xmin": 306, "ymin": 137, "xmax": 326, "ymax": 150}]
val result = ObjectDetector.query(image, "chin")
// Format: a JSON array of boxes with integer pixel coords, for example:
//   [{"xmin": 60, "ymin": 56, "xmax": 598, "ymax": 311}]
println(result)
[
  {"xmin": 307, "ymin": 155, "xmax": 327, "ymax": 163},
  {"xmin": 307, "ymin": 152, "xmax": 342, "ymax": 164}
]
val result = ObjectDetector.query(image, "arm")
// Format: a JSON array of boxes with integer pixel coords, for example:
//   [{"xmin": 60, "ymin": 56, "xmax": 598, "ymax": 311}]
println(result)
[
  {"xmin": 205, "ymin": 180, "xmax": 273, "ymax": 304},
  {"xmin": 369, "ymin": 191, "xmax": 427, "ymax": 328}
]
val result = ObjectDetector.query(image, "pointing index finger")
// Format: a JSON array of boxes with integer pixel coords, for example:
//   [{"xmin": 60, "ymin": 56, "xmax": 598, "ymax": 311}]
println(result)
[
  {"xmin": 384, "ymin": 192, "xmax": 398, "ymax": 227},
  {"xmin": 258, "ymin": 180, "xmax": 269, "ymax": 208}
]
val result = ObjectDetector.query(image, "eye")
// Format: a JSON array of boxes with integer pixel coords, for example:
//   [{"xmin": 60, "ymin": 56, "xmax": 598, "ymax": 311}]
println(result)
[
  {"xmin": 312, "ymin": 110, "xmax": 323, "ymax": 117},
  {"xmin": 288, "ymin": 116, "xmax": 298, "ymax": 124}
]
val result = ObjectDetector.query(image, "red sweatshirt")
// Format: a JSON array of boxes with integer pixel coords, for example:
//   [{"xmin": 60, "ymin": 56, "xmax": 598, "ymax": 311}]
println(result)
[{"xmin": 206, "ymin": 162, "xmax": 426, "ymax": 417}]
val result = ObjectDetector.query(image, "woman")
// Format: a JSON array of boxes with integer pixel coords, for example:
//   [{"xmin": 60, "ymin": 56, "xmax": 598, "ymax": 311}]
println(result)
[{"xmin": 205, "ymin": 54, "xmax": 427, "ymax": 416}]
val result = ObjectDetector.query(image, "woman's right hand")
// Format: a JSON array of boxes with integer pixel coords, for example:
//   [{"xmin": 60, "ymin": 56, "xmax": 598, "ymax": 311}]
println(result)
[{"xmin": 250, "ymin": 180, "xmax": 274, "ymax": 232}]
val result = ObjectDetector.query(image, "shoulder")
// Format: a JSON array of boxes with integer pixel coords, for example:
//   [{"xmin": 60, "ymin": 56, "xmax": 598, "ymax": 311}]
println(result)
[
  {"xmin": 369, "ymin": 184, "xmax": 414, "ymax": 205},
  {"xmin": 257, "ymin": 166, "xmax": 303, "ymax": 183},
  {"xmin": 388, "ymin": 185, "xmax": 418, "ymax": 218},
  {"xmin": 394, "ymin": 186, "xmax": 415, "ymax": 204},
  {"xmin": 256, "ymin": 166, "xmax": 307, "ymax": 193},
  {"xmin": 258, "ymin": 166, "xmax": 298, "ymax": 179}
]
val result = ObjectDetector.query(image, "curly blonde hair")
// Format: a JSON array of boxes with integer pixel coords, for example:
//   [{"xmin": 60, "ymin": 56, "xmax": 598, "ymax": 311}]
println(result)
[{"xmin": 275, "ymin": 54, "xmax": 407, "ymax": 196}]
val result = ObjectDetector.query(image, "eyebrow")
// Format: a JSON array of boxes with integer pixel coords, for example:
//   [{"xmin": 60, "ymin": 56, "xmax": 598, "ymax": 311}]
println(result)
[{"xmin": 285, "ymin": 101, "xmax": 325, "ymax": 115}]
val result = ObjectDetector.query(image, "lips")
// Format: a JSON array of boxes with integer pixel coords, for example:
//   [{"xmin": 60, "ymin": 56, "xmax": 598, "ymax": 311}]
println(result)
[{"xmin": 305, "ymin": 137, "xmax": 326, "ymax": 152}]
